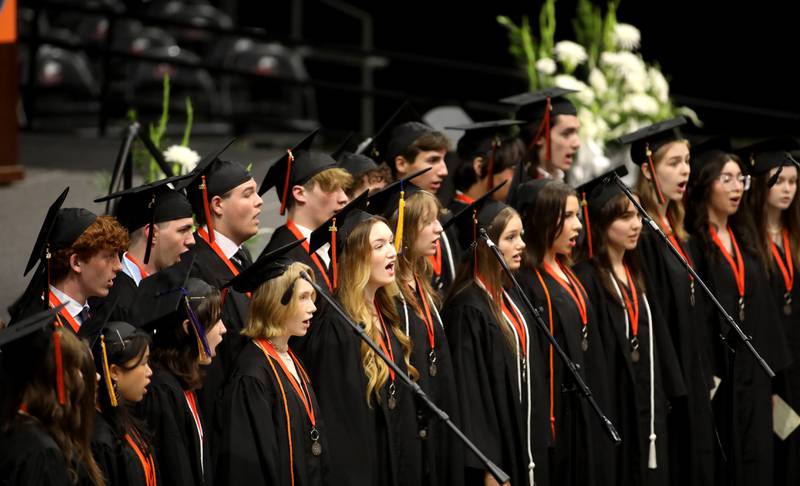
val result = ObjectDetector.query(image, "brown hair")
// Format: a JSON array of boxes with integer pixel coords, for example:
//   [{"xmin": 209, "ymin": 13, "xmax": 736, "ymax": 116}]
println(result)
[
  {"xmin": 335, "ymin": 217, "xmax": 418, "ymax": 406},
  {"xmin": 634, "ymin": 140, "xmax": 690, "ymax": 241},
  {"xmin": 454, "ymin": 138, "xmax": 526, "ymax": 191},
  {"xmin": 244, "ymin": 262, "xmax": 316, "ymax": 339},
  {"xmin": 447, "ymin": 206, "xmax": 521, "ymax": 352},
  {"xmin": 522, "ymin": 181, "xmax": 577, "ymax": 268},
  {"xmin": 347, "ymin": 164, "xmax": 392, "ymax": 198},
  {"xmin": 746, "ymin": 167, "xmax": 800, "ymax": 272},
  {"xmin": 50, "ymin": 215, "xmax": 129, "ymax": 284},
  {"xmin": 150, "ymin": 280, "xmax": 222, "ymax": 390},
  {"xmin": 391, "ymin": 191, "xmax": 442, "ymax": 313},
  {"xmin": 22, "ymin": 330, "xmax": 105, "ymax": 485},
  {"xmin": 390, "ymin": 131, "xmax": 450, "ymax": 178}
]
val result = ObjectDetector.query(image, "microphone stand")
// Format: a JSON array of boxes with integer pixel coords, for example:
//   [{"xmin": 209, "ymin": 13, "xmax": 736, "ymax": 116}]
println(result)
[
  {"xmin": 478, "ymin": 229, "xmax": 622, "ymax": 445},
  {"xmin": 606, "ymin": 172, "xmax": 775, "ymax": 377},
  {"xmin": 298, "ymin": 271, "xmax": 511, "ymax": 484}
]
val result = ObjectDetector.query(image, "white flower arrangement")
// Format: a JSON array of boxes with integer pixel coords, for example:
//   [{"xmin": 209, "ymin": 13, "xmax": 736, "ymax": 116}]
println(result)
[
  {"xmin": 163, "ymin": 145, "xmax": 201, "ymax": 174},
  {"xmin": 499, "ymin": 0, "xmax": 700, "ymax": 153}
]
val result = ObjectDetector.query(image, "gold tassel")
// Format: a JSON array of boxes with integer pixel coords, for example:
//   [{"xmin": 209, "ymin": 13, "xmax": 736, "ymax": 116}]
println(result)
[
  {"xmin": 395, "ymin": 190, "xmax": 405, "ymax": 252},
  {"xmin": 101, "ymin": 336, "xmax": 118, "ymax": 407}
]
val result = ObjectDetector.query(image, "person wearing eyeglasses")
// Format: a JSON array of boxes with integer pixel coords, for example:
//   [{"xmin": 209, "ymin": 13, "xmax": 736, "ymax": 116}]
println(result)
[{"xmin": 684, "ymin": 143, "xmax": 791, "ymax": 486}]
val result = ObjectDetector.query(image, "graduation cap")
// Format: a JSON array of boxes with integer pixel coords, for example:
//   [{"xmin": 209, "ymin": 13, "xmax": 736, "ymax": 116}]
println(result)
[
  {"xmin": 735, "ymin": 137, "xmax": 800, "ymax": 175},
  {"xmin": 575, "ymin": 165, "xmax": 630, "ymax": 258},
  {"xmin": 95, "ymin": 174, "xmax": 194, "ymax": 264},
  {"xmin": 308, "ymin": 190, "xmax": 371, "ymax": 288},
  {"xmin": 90, "ymin": 320, "xmax": 147, "ymax": 408},
  {"xmin": 0, "ymin": 305, "xmax": 69, "ymax": 406},
  {"xmin": 446, "ymin": 119, "xmax": 525, "ymax": 192},
  {"xmin": 359, "ymin": 101, "xmax": 432, "ymax": 165},
  {"xmin": 500, "ymin": 88, "xmax": 578, "ymax": 161},
  {"xmin": 339, "ymin": 152, "xmax": 379, "ymax": 179},
  {"xmin": 688, "ymin": 135, "xmax": 733, "ymax": 173},
  {"xmin": 259, "ymin": 129, "xmax": 339, "ymax": 216},
  {"xmin": 131, "ymin": 253, "xmax": 213, "ymax": 361},
  {"xmin": 180, "ymin": 139, "xmax": 251, "ymax": 244},
  {"xmin": 332, "ymin": 132, "xmax": 357, "ymax": 160},
  {"xmin": 223, "ymin": 238, "xmax": 306, "ymax": 306},
  {"xmin": 617, "ymin": 116, "xmax": 688, "ymax": 205},
  {"xmin": 363, "ymin": 167, "xmax": 432, "ymax": 252}
]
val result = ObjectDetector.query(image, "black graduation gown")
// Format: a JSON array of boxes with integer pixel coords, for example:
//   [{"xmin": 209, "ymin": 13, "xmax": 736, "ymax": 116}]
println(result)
[
  {"xmin": 517, "ymin": 266, "xmax": 615, "ymax": 486},
  {"xmin": 762, "ymin": 243, "xmax": 800, "ymax": 486},
  {"xmin": 136, "ymin": 364, "xmax": 211, "ymax": 486},
  {"xmin": 689, "ymin": 228, "xmax": 793, "ymax": 486},
  {"xmin": 442, "ymin": 282, "xmax": 550, "ymax": 486},
  {"xmin": 398, "ymin": 290, "xmax": 464, "ymax": 486},
  {"xmin": 188, "ymin": 233, "xmax": 251, "ymax": 466},
  {"xmin": 295, "ymin": 304, "xmax": 423, "ymax": 486},
  {"xmin": 91, "ymin": 412, "xmax": 154, "ymax": 486},
  {"xmin": 0, "ymin": 417, "xmax": 73, "ymax": 486},
  {"xmin": 638, "ymin": 224, "xmax": 718, "ymax": 486},
  {"xmin": 217, "ymin": 340, "xmax": 328, "ymax": 486},
  {"xmin": 85, "ymin": 272, "xmax": 138, "ymax": 337},
  {"xmin": 266, "ymin": 224, "xmax": 333, "ymax": 299},
  {"xmin": 574, "ymin": 261, "xmax": 686, "ymax": 486},
  {"xmin": 432, "ymin": 219, "xmax": 461, "ymax": 294}
]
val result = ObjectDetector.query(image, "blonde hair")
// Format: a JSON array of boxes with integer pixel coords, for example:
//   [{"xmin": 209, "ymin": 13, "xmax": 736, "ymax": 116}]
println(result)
[
  {"xmin": 243, "ymin": 262, "xmax": 316, "ymax": 339},
  {"xmin": 287, "ymin": 167, "xmax": 353, "ymax": 210},
  {"xmin": 391, "ymin": 191, "xmax": 442, "ymax": 311},
  {"xmin": 634, "ymin": 139, "xmax": 690, "ymax": 241},
  {"xmin": 335, "ymin": 217, "xmax": 418, "ymax": 406}
]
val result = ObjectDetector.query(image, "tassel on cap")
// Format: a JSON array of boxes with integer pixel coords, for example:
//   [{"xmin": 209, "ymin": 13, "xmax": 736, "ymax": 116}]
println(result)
[
  {"xmin": 100, "ymin": 335, "xmax": 118, "ymax": 407},
  {"xmin": 279, "ymin": 150, "xmax": 294, "ymax": 216},
  {"xmin": 200, "ymin": 175, "xmax": 215, "ymax": 244}
]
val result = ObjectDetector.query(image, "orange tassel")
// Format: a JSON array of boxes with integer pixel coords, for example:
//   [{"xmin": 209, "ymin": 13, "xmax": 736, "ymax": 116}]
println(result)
[
  {"xmin": 528, "ymin": 97, "xmax": 552, "ymax": 162},
  {"xmin": 486, "ymin": 138, "xmax": 499, "ymax": 192},
  {"xmin": 53, "ymin": 327, "xmax": 65, "ymax": 405},
  {"xmin": 330, "ymin": 217, "xmax": 338, "ymax": 289},
  {"xmin": 280, "ymin": 150, "xmax": 294, "ymax": 216},
  {"xmin": 581, "ymin": 192, "xmax": 593, "ymax": 258},
  {"xmin": 200, "ymin": 175, "xmax": 215, "ymax": 244}
]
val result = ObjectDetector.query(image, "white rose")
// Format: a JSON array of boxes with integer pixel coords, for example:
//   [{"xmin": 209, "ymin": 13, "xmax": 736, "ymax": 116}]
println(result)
[
  {"xmin": 163, "ymin": 145, "xmax": 201, "ymax": 173},
  {"xmin": 554, "ymin": 40, "xmax": 588, "ymax": 69},
  {"xmin": 553, "ymin": 75, "xmax": 594, "ymax": 105},
  {"xmin": 536, "ymin": 57, "xmax": 557, "ymax": 75},
  {"xmin": 623, "ymin": 93, "xmax": 660, "ymax": 116},
  {"xmin": 648, "ymin": 67, "xmax": 669, "ymax": 103},
  {"xmin": 614, "ymin": 23, "xmax": 641, "ymax": 51},
  {"xmin": 624, "ymin": 69, "xmax": 649, "ymax": 93},
  {"xmin": 589, "ymin": 68, "xmax": 608, "ymax": 95}
]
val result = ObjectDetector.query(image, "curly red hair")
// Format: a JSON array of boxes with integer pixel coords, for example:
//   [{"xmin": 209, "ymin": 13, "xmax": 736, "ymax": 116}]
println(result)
[{"xmin": 50, "ymin": 215, "xmax": 129, "ymax": 283}]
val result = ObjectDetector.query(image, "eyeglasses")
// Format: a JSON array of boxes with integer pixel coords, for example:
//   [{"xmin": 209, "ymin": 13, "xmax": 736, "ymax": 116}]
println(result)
[{"xmin": 718, "ymin": 173, "xmax": 751, "ymax": 191}]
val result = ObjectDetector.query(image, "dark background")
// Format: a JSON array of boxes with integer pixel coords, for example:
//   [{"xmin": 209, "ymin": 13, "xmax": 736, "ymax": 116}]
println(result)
[{"xmin": 235, "ymin": 0, "xmax": 800, "ymax": 138}]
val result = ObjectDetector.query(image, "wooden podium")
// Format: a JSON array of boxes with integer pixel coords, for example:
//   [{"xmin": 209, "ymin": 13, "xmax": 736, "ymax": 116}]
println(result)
[{"xmin": 0, "ymin": 0, "xmax": 23, "ymax": 183}]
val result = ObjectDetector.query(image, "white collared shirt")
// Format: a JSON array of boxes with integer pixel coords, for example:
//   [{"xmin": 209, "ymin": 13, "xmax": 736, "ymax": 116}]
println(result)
[
  {"xmin": 294, "ymin": 222, "xmax": 331, "ymax": 268},
  {"xmin": 204, "ymin": 226, "xmax": 241, "ymax": 260},
  {"xmin": 536, "ymin": 166, "xmax": 565, "ymax": 181},
  {"xmin": 49, "ymin": 285, "xmax": 90, "ymax": 325},
  {"xmin": 120, "ymin": 252, "xmax": 144, "ymax": 286}
]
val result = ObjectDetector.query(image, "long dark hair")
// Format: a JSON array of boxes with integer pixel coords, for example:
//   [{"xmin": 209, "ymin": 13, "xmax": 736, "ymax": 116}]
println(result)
[
  {"xmin": 150, "ymin": 278, "xmax": 221, "ymax": 390},
  {"xmin": 447, "ymin": 206, "xmax": 521, "ymax": 352},
  {"xmin": 685, "ymin": 150, "xmax": 758, "ymax": 257},
  {"xmin": 576, "ymin": 192, "xmax": 647, "ymax": 299},
  {"xmin": 522, "ymin": 181, "xmax": 577, "ymax": 268},
  {"xmin": 94, "ymin": 326, "xmax": 153, "ymax": 454},
  {"xmin": 745, "ymin": 167, "xmax": 800, "ymax": 273}
]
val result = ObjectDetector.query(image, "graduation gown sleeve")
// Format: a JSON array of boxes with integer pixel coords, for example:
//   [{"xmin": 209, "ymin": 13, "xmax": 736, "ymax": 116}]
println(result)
[{"xmin": 0, "ymin": 419, "xmax": 72, "ymax": 486}]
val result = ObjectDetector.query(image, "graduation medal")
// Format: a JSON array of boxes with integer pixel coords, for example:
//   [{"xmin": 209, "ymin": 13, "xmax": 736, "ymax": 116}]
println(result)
[
  {"xmin": 310, "ymin": 428, "xmax": 322, "ymax": 456},
  {"xmin": 784, "ymin": 293, "xmax": 792, "ymax": 316},
  {"xmin": 581, "ymin": 328, "xmax": 589, "ymax": 352},
  {"xmin": 689, "ymin": 281, "xmax": 695, "ymax": 306},
  {"xmin": 738, "ymin": 297, "xmax": 745, "ymax": 322},
  {"xmin": 630, "ymin": 336, "xmax": 641, "ymax": 363},
  {"xmin": 387, "ymin": 381, "xmax": 398, "ymax": 411},
  {"xmin": 428, "ymin": 350, "xmax": 438, "ymax": 377}
]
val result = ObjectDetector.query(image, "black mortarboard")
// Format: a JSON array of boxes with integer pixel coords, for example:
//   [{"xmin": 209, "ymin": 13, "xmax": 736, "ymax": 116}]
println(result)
[
  {"xmin": 95, "ymin": 174, "xmax": 194, "ymax": 264},
  {"xmin": 180, "ymin": 139, "xmax": 251, "ymax": 243},
  {"xmin": 575, "ymin": 165, "xmax": 630, "ymax": 258},
  {"xmin": 617, "ymin": 116, "xmax": 687, "ymax": 205},
  {"xmin": 259, "ymin": 129, "xmax": 339, "ymax": 216},
  {"xmin": 499, "ymin": 88, "xmax": 578, "ymax": 122},
  {"xmin": 339, "ymin": 152, "xmax": 379, "ymax": 178},
  {"xmin": 0, "ymin": 306, "xmax": 62, "ymax": 348},
  {"xmin": 500, "ymin": 88, "xmax": 578, "ymax": 162},
  {"xmin": 736, "ymin": 137, "xmax": 800, "ymax": 175},
  {"xmin": 617, "ymin": 117, "xmax": 688, "ymax": 166},
  {"xmin": 308, "ymin": 190, "xmax": 371, "ymax": 288},
  {"xmin": 446, "ymin": 119, "xmax": 525, "ymax": 161},
  {"xmin": 131, "ymin": 253, "xmax": 213, "ymax": 359},
  {"xmin": 688, "ymin": 135, "xmax": 733, "ymax": 173},
  {"xmin": 23, "ymin": 187, "xmax": 71, "ymax": 276},
  {"xmin": 442, "ymin": 181, "xmax": 509, "ymax": 239},
  {"xmin": 224, "ymin": 238, "xmax": 306, "ymax": 295},
  {"xmin": 359, "ymin": 101, "xmax": 433, "ymax": 165},
  {"xmin": 332, "ymin": 132, "xmax": 356, "ymax": 160}
]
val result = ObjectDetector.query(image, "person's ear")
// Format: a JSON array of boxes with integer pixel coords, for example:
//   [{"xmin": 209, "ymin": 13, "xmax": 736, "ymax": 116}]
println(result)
[
  {"xmin": 291, "ymin": 184, "xmax": 307, "ymax": 205},
  {"xmin": 69, "ymin": 253, "xmax": 82, "ymax": 274},
  {"xmin": 394, "ymin": 155, "xmax": 410, "ymax": 177},
  {"xmin": 472, "ymin": 156, "xmax": 485, "ymax": 180},
  {"xmin": 210, "ymin": 194, "xmax": 225, "ymax": 218}
]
